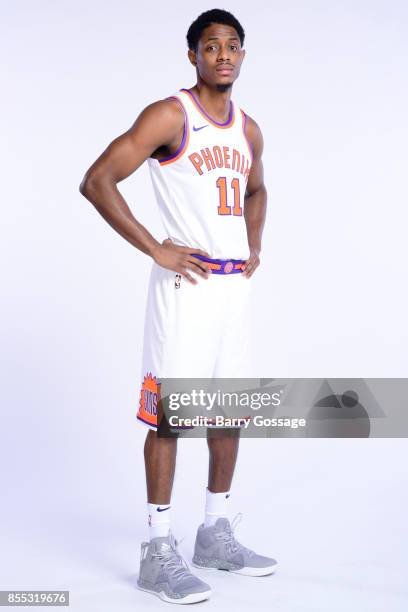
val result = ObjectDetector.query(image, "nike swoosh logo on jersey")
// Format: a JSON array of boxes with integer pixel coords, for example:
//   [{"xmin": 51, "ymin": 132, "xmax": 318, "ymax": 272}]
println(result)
[
  {"xmin": 157, "ymin": 506, "xmax": 171, "ymax": 512},
  {"xmin": 193, "ymin": 125, "xmax": 208, "ymax": 131}
]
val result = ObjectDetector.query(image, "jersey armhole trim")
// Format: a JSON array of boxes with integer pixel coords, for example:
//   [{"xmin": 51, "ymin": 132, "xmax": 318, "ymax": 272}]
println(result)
[
  {"xmin": 159, "ymin": 96, "xmax": 190, "ymax": 166},
  {"xmin": 241, "ymin": 109, "xmax": 254, "ymax": 164}
]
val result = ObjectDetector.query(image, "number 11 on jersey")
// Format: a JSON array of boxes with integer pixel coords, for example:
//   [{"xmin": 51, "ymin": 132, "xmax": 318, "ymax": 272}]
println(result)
[{"xmin": 216, "ymin": 177, "xmax": 242, "ymax": 216}]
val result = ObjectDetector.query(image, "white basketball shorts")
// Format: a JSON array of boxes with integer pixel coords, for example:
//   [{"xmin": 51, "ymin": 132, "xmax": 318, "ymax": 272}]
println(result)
[{"xmin": 136, "ymin": 256, "xmax": 252, "ymax": 430}]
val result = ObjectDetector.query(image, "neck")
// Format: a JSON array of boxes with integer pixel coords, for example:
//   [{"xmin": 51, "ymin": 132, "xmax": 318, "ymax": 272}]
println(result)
[{"xmin": 190, "ymin": 78, "xmax": 233, "ymax": 123}]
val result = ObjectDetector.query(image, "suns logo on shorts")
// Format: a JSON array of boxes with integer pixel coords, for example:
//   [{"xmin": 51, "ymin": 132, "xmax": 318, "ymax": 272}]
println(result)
[
  {"xmin": 175, "ymin": 274, "xmax": 181, "ymax": 289},
  {"xmin": 137, "ymin": 372, "xmax": 161, "ymax": 428}
]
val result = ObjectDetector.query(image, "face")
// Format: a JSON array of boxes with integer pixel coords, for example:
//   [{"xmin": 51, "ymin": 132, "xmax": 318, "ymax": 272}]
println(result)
[{"xmin": 188, "ymin": 23, "xmax": 246, "ymax": 89}]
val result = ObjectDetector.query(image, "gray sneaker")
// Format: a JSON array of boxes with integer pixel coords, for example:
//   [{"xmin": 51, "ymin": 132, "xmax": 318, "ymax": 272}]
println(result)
[
  {"xmin": 192, "ymin": 513, "xmax": 278, "ymax": 577},
  {"xmin": 137, "ymin": 530, "xmax": 212, "ymax": 604}
]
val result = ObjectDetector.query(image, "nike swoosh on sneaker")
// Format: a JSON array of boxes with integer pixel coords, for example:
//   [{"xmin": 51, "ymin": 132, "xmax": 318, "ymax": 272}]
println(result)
[
  {"xmin": 157, "ymin": 506, "xmax": 171, "ymax": 512},
  {"xmin": 193, "ymin": 125, "xmax": 208, "ymax": 131}
]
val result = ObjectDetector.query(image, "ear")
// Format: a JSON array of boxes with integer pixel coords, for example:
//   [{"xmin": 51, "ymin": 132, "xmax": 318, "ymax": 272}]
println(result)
[
  {"xmin": 187, "ymin": 49, "xmax": 197, "ymax": 67},
  {"xmin": 241, "ymin": 49, "xmax": 246, "ymax": 61}
]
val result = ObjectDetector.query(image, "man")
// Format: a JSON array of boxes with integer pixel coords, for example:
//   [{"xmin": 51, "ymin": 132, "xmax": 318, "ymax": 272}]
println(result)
[{"xmin": 80, "ymin": 8, "xmax": 277, "ymax": 605}]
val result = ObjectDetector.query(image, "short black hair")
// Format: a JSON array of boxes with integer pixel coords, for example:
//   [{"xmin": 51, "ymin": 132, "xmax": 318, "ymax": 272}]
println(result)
[{"xmin": 186, "ymin": 9, "xmax": 245, "ymax": 52}]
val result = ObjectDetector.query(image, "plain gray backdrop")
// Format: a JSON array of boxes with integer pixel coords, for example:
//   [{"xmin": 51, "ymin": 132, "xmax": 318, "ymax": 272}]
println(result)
[{"xmin": 1, "ymin": 1, "xmax": 407, "ymax": 610}]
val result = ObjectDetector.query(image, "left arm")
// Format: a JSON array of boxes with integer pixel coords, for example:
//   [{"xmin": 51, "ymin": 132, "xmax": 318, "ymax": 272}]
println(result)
[{"xmin": 242, "ymin": 116, "xmax": 267, "ymax": 278}]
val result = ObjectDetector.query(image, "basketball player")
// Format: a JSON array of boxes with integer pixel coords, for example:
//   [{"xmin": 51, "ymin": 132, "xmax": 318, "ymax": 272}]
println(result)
[{"xmin": 80, "ymin": 9, "xmax": 277, "ymax": 604}]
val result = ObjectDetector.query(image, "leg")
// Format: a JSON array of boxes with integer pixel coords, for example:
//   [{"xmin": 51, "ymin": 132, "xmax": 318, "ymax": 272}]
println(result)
[
  {"xmin": 207, "ymin": 427, "xmax": 240, "ymax": 492},
  {"xmin": 138, "ymin": 431, "xmax": 212, "ymax": 603},
  {"xmin": 193, "ymin": 429, "xmax": 277, "ymax": 577},
  {"xmin": 144, "ymin": 429, "xmax": 177, "ymax": 504}
]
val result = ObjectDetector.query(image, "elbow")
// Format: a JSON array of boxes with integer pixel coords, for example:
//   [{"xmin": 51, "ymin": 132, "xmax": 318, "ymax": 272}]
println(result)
[
  {"xmin": 258, "ymin": 185, "xmax": 268, "ymax": 203},
  {"xmin": 79, "ymin": 168, "xmax": 116, "ymax": 201},
  {"xmin": 79, "ymin": 173, "xmax": 92, "ymax": 199},
  {"xmin": 245, "ymin": 184, "xmax": 267, "ymax": 200},
  {"xmin": 79, "ymin": 171, "xmax": 100, "ymax": 201},
  {"xmin": 259, "ymin": 184, "xmax": 267, "ymax": 199},
  {"xmin": 79, "ymin": 176, "xmax": 86, "ymax": 196}
]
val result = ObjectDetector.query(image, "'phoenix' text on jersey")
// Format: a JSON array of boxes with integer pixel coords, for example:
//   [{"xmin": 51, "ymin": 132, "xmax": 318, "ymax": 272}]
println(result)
[{"xmin": 188, "ymin": 146, "xmax": 250, "ymax": 181}]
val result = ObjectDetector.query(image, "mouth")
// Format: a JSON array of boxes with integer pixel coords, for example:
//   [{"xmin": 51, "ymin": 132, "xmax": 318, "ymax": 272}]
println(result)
[{"xmin": 216, "ymin": 65, "xmax": 234, "ymax": 76}]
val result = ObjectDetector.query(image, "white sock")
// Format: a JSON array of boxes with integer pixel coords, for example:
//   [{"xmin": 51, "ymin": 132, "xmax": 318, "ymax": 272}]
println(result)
[
  {"xmin": 147, "ymin": 502, "xmax": 171, "ymax": 540},
  {"xmin": 204, "ymin": 487, "xmax": 230, "ymax": 527}
]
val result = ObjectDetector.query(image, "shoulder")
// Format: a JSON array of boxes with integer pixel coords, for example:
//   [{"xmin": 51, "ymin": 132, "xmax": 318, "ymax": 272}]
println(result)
[
  {"xmin": 241, "ymin": 111, "xmax": 264, "ymax": 159},
  {"xmin": 135, "ymin": 96, "xmax": 185, "ymax": 129}
]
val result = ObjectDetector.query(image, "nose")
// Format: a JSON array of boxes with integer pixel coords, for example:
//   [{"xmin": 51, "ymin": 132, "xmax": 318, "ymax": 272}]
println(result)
[{"xmin": 216, "ymin": 44, "xmax": 232, "ymax": 63}]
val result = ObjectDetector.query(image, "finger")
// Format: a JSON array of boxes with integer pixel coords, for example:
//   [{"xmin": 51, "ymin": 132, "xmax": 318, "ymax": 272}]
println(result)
[
  {"xmin": 188, "ymin": 248, "xmax": 212, "ymax": 259},
  {"xmin": 187, "ymin": 262, "xmax": 210, "ymax": 279},
  {"xmin": 180, "ymin": 269, "xmax": 197, "ymax": 285},
  {"xmin": 242, "ymin": 261, "xmax": 253, "ymax": 276},
  {"xmin": 244, "ymin": 260, "xmax": 259, "ymax": 278},
  {"xmin": 187, "ymin": 258, "xmax": 212, "ymax": 277},
  {"xmin": 242, "ymin": 256, "xmax": 259, "ymax": 269}
]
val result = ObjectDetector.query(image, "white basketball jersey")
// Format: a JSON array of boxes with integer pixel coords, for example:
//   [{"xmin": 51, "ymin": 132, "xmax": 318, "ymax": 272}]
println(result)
[{"xmin": 147, "ymin": 88, "xmax": 253, "ymax": 260}]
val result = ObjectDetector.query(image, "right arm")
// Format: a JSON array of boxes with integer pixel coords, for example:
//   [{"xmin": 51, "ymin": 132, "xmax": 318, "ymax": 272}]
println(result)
[{"xmin": 79, "ymin": 99, "xmax": 211, "ymax": 284}]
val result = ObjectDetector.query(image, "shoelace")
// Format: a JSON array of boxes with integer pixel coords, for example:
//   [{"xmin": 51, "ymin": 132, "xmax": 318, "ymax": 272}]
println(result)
[
  {"xmin": 215, "ymin": 512, "xmax": 255, "ymax": 556},
  {"xmin": 151, "ymin": 537, "xmax": 193, "ymax": 581}
]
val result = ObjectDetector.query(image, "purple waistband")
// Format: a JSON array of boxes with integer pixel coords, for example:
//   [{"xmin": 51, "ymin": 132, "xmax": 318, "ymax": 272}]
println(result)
[{"xmin": 191, "ymin": 254, "xmax": 245, "ymax": 275}]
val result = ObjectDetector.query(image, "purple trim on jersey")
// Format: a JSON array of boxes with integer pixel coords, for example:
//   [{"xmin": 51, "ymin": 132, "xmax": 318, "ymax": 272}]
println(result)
[
  {"xmin": 137, "ymin": 414, "xmax": 158, "ymax": 429},
  {"xmin": 242, "ymin": 111, "xmax": 254, "ymax": 162},
  {"xmin": 158, "ymin": 96, "xmax": 188, "ymax": 164},
  {"xmin": 180, "ymin": 88, "xmax": 233, "ymax": 127}
]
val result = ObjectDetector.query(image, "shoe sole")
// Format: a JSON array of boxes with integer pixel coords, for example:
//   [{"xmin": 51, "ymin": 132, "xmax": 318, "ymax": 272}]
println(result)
[
  {"xmin": 191, "ymin": 561, "xmax": 278, "ymax": 577},
  {"xmin": 137, "ymin": 583, "xmax": 212, "ymax": 604}
]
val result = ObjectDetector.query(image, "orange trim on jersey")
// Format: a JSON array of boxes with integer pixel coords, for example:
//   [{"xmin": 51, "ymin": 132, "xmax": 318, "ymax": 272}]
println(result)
[
  {"xmin": 180, "ymin": 88, "xmax": 235, "ymax": 129},
  {"xmin": 241, "ymin": 109, "xmax": 254, "ymax": 164},
  {"xmin": 159, "ymin": 96, "xmax": 190, "ymax": 166}
]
